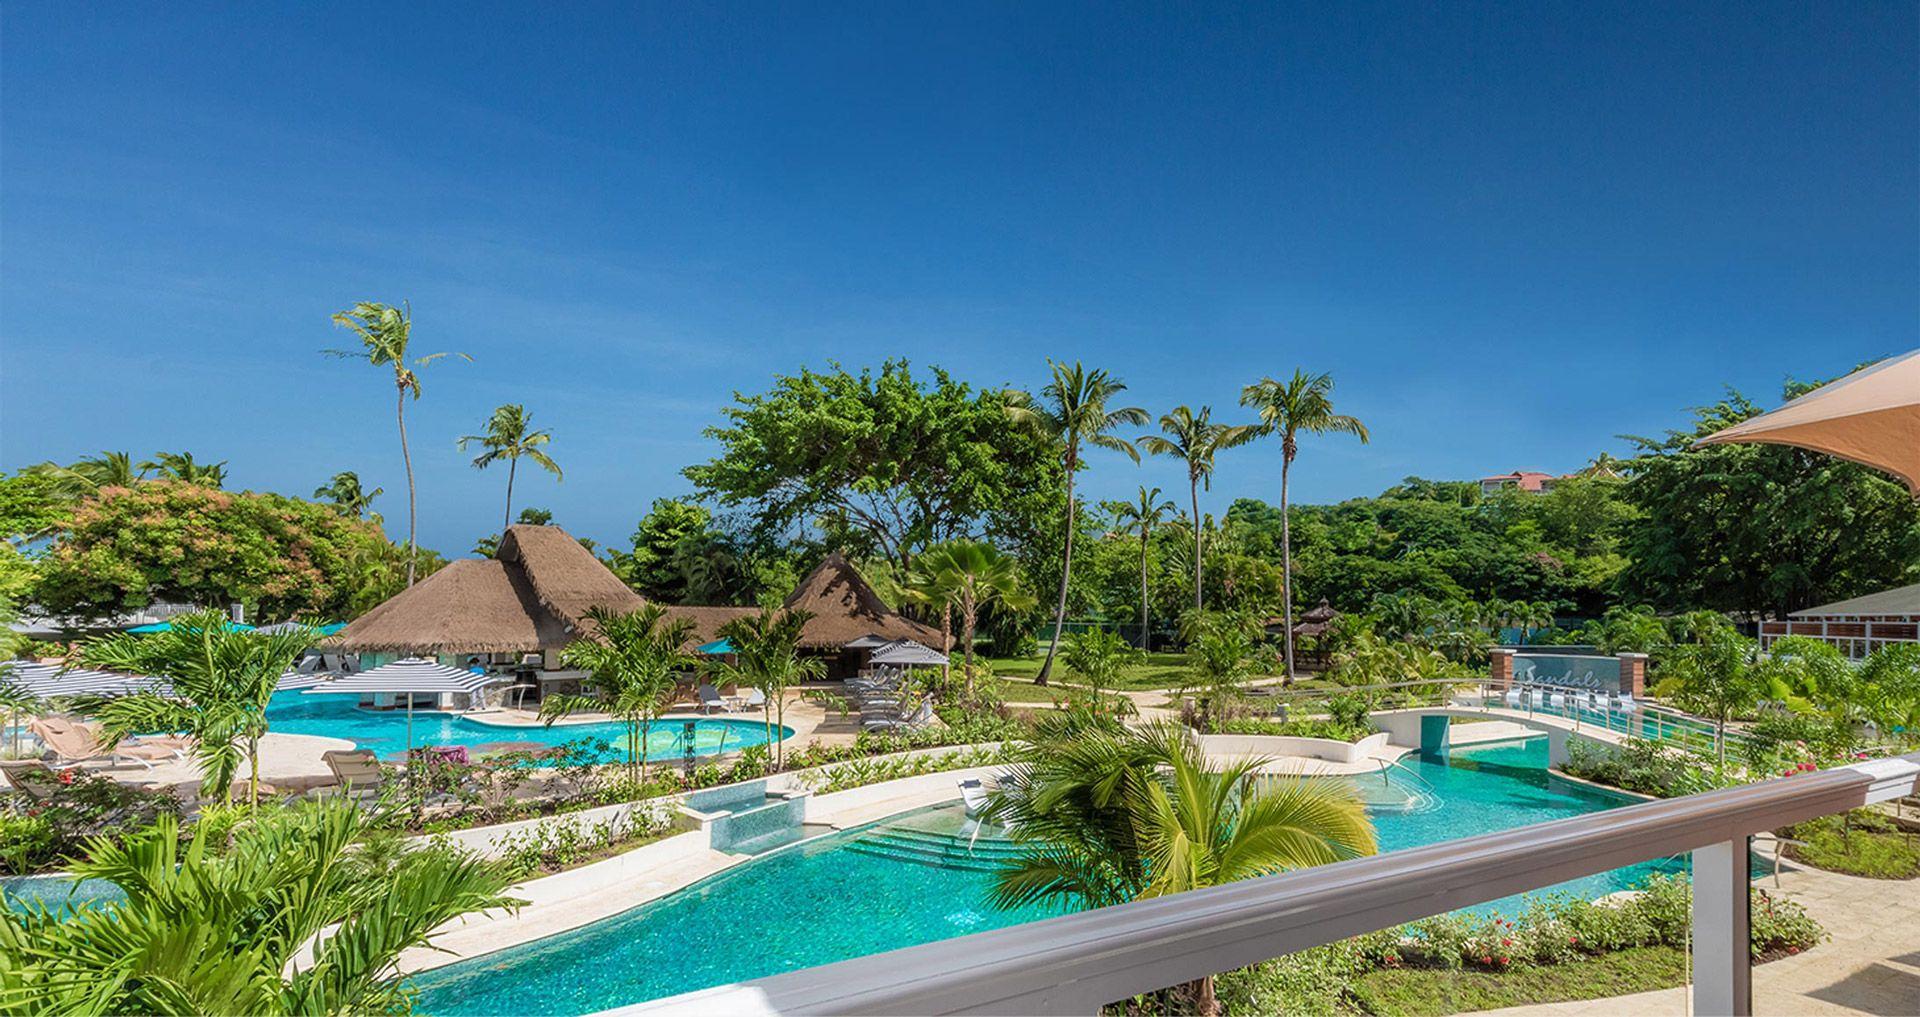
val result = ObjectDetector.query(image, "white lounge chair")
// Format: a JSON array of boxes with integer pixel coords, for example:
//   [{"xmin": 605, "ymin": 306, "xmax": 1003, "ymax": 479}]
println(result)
[
  {"xmin": 737, "ymin": 687, "xmax": 766, "ymax": 710},
  {"xmin": 697, "ymin": 684, "xmax": 733, "ymax": 714}
]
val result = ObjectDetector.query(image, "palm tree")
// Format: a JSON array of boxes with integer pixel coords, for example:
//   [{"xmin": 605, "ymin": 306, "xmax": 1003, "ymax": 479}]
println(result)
[
  {"xmin": 986, "ymin": 722, "xmax": 1375, "ymax": 1015},
  {"xmin": 541, "ymin": 605, "xmax": 694, "ymax": 785},
  {"xmin": 0, "ymin": 800, "xmax": 518, "ymax": 1015},
  {"xmin": 901, "ymin": 553, "xmax": 962, "ymax": 681},
  {"xmin": 715, "ymin": 609, "xmax": 822, "ymax": 769},
  {"xmin": 313, "ymin": 470, "xmax": 383, "ymax": 519},
  {"xmin": 1106, "ymin": 487, "xmax": 1177, "ymax": 649},
  {"xmin": 72, "ymin": 610, "xmax": 316, "ymax": 804},
  {"xmin": 138, "ymin": 451, "xmax": 227, "ymax": 487},
  {"xmin": 326, "ymin": 301, "xmax": 470, "ymax": 586},
  {"xmin": 1240, "ymin": 371, "xmax": 1369, "ymax": 683},
  {"xmin": 1138, "ymin": 406, "xmax": 1256, "ymax": 613},
  {"xmin": 909, "ymin": 541, "xmax": 1035, "ymax": 697},
  {"xmin": 1005, "ymin": 362, "xmax": 1147, "ymax": 684},
  {"xmin": 458, "ymin": 403, "xmax": 563, "ymax": 531}
]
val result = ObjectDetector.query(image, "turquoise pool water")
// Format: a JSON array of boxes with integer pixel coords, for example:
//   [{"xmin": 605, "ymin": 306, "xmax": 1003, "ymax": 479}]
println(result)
[
  {"xmin": 1, "ymin": 875, "xmax": 125, "ymax": 915},
  {"xmin": 409, "ymin": 737, "xmax": 1694, "ymax": 1016},
  {"xmin": 265, "ymin": 691, "xmax": 788, "ymax": 761}
]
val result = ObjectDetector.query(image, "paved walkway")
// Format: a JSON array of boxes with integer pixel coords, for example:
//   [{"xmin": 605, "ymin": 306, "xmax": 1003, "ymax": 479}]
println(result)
[{"xmin": 1473, "ymin": 858, "xmax": 1920, "ymax": 1017}]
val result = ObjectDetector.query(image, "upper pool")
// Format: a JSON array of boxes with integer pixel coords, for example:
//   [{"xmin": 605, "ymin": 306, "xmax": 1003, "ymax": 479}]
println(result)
[
  {"xmin": 265, "ymin": 691, "xmax": 788, "ymax": 761},
  {"xmin": 408, "ymin": 737, "xmax": 1691, "ymax": 1016}
]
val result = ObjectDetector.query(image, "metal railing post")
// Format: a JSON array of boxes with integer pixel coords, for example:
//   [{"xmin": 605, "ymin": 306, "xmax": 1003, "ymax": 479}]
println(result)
[{"xmin": 1691, "ymin": 836, "xmax": 1753, "ymax": 1016}]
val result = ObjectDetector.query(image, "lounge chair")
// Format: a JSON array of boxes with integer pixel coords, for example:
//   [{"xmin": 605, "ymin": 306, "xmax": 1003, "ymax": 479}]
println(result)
[
  {"xmin": 736, "ymin": 687, "xmax": 767, "ymax": 710},
  {"xmin": 29, "ymin": 718, "xmax": 180, "ymax": 770},
  {"xmin": 0, "ymin": 759, "xmax": 61, "ymax": 798},
  {"xmin": 958, "ymin": 777, "xmax": 991, "ymax": 817},
  {"xmin": 1503, "ymin": 687, "xmax": 1523, "ymax": 709},
  {"xmin": 697, "ymin": 684, "xmax": 734, "ymax": 714},
  {"xmin": 863, "ymin": 700, "xmax": 934, "ymax": 732},
  {"xmin": 321, "ymin": 749, "xmax": 385, "ymax": 800}
]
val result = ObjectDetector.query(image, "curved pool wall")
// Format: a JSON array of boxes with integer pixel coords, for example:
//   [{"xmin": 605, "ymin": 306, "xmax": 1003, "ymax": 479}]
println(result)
[
  {"xmin": 265, "ymin": 691, "xmax": 790, "ymax": 761},
  {"xmin": 408, "ymin": 738, "xmax": 1700, "ymax": 1016}
]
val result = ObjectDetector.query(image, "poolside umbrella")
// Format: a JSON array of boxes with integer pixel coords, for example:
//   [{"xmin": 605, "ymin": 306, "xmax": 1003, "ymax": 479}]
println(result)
[
  {"xmin": 303, "ymin": 658, "xmax": 504, "ymax": 758},
  {"xmin": 868, "ymin": 640, "xmax": 948, "ymax": 667},
  {"xmin": 254, "ymin": 620, "xmax": 346, "ymax": 636},
  {"xmin": 0, "ymin": 660, "xmax": 172, "ymax": 698},
  {"xmin": 127, "ymin": 619, "xmax": 256, "ymax": 634},
  {"xmin": 1697, "ymin": 348, "xmax": 1920, "ymax": 495},
  {"xmin": 843, "ymin": 633, "xmax": 894, "ymax": 650},
  {"xmin": 696, "ymin": 638, "xmax": 736, "ymax": 655},
  {"xmin": 274, "ymin": 669, "xmax": 334, "ymax": 692}
]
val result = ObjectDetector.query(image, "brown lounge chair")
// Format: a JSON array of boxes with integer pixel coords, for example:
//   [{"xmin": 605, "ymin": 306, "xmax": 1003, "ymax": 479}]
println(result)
[
  {"xmin": 320, "ymin": 749, "xmax": 385, "ymax": 800},
  {"xmin": 28, "ymin": 718, "xmax": 181, "ymax": 771},
  {"xmin": 0, "ymin": 759, "xmax": 62, "ymax": 798}
]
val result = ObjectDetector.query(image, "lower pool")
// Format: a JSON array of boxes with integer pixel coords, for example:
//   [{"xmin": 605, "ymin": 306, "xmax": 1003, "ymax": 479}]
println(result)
[
  {"xmin": 265, "ymin": 691, "xmax": 788, "ymax": 762},
  {"xmin": 408, "ymin": 738, "xmax": 1694, "ymax": 1015},
  {"xmin": 1, "ymin": 875, "xmax": 125, "ymax": 915}
]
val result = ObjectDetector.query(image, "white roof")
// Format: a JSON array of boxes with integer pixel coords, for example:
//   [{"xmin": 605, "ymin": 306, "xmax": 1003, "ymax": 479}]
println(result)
[{"xmin": 304, "ymin": 657, "xmax": 503, "ymax": 696}]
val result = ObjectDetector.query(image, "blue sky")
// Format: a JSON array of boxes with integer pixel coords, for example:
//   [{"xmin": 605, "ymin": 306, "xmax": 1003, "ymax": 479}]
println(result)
[{"xmin": 3, "ymin": 2, "xmax": 1915, "ymax": 556}]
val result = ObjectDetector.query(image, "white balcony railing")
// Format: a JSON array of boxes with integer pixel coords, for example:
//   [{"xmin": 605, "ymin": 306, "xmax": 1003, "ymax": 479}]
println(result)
[{"xmin": 612, "ymin": 752, "xmax": 1920, "ymax": 1017}]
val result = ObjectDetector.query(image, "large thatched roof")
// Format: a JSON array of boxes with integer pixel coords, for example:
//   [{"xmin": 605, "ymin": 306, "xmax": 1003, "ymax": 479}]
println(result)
[
  {"xmin": 334, "ymin": 528, "xmax": 941, "ymax": 656},
  {"xmin": 781, "ymin": 552, "xmax": 946, "ymax": 650}
]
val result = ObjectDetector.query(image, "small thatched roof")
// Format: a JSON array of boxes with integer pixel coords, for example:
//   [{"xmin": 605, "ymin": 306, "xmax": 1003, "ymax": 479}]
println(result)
[
  {"xmin": 331, "ymin": 559, "xmax": 573, "ymax": 655},
  {"xmin": 781, "ymin": 552, "xmax": 946, "ymax": 650}
]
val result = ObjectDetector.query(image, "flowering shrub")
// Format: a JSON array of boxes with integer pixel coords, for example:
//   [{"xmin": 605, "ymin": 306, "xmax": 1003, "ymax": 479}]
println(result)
[{"xmin": 0, "ymin": 772, "xmax": 180, "ymax": 874}]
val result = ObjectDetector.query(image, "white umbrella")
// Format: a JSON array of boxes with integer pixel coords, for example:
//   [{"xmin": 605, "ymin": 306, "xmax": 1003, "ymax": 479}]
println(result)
[
  {"xmin": 275, "ymin": 669, "xmax": 334, "ymax": 692},
  {"xmin": 845, "ymin": 633, "xmax": 895, "ymax": 649},
  {"xmin": 304, "ymin": 658, "xmax": 503, "ymax": 756},
  {"xmin": 868, "ymin": 640, "xmax": 949, "ymax": 666}
]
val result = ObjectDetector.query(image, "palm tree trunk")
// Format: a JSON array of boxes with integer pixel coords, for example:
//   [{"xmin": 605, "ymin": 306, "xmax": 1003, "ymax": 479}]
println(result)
[
  {"xmin": 962, "ymin": 602, "xmax": 979, "ymax": 697},
  {"xmin": 1036, "ymin": 460, "xmax": 1077, "ymax": 685},
  {"xmin": 248, "ymin": 737, "xmax": 261, "ymax": 808},
  {"xmin": 941, "ymin": 605, "xmax": 952, "ymax": 687},
  {"xmin": 398, "ymin": 385, "xmax": 418, "ymax": 587},
  {"xmin": 1280, "ymin": 451, "xmax": 1296, "ymax": 685},
  {"xmin": 1139, "ymin": 533, "xmax": 1151, "ymax": 650},
  {"xmin": 504, "ymin": 457, "xmax": 517, "ymax": 531},
  {"xmin": 1190, "ymin": 475, "xmax": 1203, "ymax": 612}
]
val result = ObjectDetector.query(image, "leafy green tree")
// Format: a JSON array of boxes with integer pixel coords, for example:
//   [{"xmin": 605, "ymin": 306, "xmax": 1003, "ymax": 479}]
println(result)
[
  {"xmin": 1060, "ymin": 626, "xmax": 1140, "ymax": 706},
  {"xmin": 1241, "ymin": 370, "xmax": 1369, "ymax": 683},
  {"xmin": 1139, "ymin": 406, "xmax": 1256, "ymax": 613},
  {"xmin": 909, "ymin": 540, "xmax": 1035, "ymax": 696},
  {"xmin": 1657, "ymin": 617, "xmax": 1762, "ymax": 772},
  {"xmin": 312, "ymin": 471, "xmax": 382, "ymax": 520},
  {"xmin": 1106, "ymin": 486, "xmax": 1178, "ymax": 647},
  {"xmin": 1620, "ymin": 382, "xmax": 1920, "ymax": 618},
  {"xmin": 73, "ymin": 609, "xmax": 315, "ymax": 803},
  {"xmin": 326, "ymin": 301, "xmax": 470, "ymax": 586},
  {"xmin": 1182, "ymin": 610, "xmax": 1269, "ymax": 725},
  {"xmin": 609, "ymin": 499, "xmax": 739, "ymax": 603},
  {"xmin": 458, "ymin": 404, "xmax": 563, "ymax": 531},
  {"xmin": 986, "ymin": 723, "xmax": 1375, "ymax": 1015},
  {"xmin": 31, "ymin": 482, "xmax": 410, "ymax": 621},
  {"xmin": 542, "ymin": 605, "xmax": 695, "ymax": 784},
  {"xmin": 1005, "ymin": 361, "xmax": 1147, "ymax": 684},
  {"xmin": 715, "ymin": 608, "xmax": 821, "ymax": 768},
  {"xmin": 687, "ymin": 361, "xmax": 1060, "ymax": 574},
  {"xmin": 137, "ymin": 451, "xmax": 227, "ymax": 488},
  {"xmin": 1856, "ymin": 644, "xmax": 1920, "ymax": 736},
  {"xmin": 20, "ymin": 451, "xmax": 146, "ymax": 501},
  {"xmin": 0, "ymin": 471, "xmax": 73, "ymax": 546},
  {"xmin": 0, "ymin": 800, "xmax": 518, "ymax": 1014}
]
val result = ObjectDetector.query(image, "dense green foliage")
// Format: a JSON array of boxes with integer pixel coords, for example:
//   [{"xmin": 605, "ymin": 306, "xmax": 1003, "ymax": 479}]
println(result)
[
  {"xmin": 30, "ymin": 482, "xmax": 417, "ymax": 620},
  {"xmin": 542, "ymin": 605, "xmax": 696, "ymax": 782}
]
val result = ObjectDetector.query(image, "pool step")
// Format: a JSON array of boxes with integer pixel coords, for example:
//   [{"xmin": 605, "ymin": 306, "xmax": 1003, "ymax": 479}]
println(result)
[
  {"xmin": 843, "ymin": 828, "xmax": 1026, "ymax": 873},
  {"xmin": 872, "ymin": 825, "xmax": 1024, "ymax": 859}
]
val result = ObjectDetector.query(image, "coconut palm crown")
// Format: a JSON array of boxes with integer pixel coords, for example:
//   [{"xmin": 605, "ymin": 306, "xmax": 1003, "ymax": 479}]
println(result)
[
  {"xmin": 458, "ymin": 403, "xmax": 563, "ymax": 530},
  {"xmin": 1138, "ymin": 405, "xmax": 1257, "ymax": 612}
]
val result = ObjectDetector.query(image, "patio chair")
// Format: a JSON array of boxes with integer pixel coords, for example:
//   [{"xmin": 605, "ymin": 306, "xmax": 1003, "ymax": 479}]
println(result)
[
  {"xmin": 1503, "ymin": 687, "xmax": 1523, "ymax": 709},
  {"xmin": 697, "ymin": 683, "xmax": 734, "ymax": 714},
  {"xmin": 29, "ymin": 718, "xmax": 179, "ymax": 770},
  {"xmin": 958, "ymin": 777, "xmax": 991, "ymax": 817},
  {"xmin": 736, "ymin": 687, "xmax": 767, "ymax": 710},
  {"xmin": 0, "ymin": 759, "xmax": 61, "ymax": 798},
  {"xmin": 321, "ymin": 749, "xmax": 385, "ymax": 800}
]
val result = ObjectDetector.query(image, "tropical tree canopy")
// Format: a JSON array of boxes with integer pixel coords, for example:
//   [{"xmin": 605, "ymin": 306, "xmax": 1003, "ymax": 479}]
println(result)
[
  {"xmin": 544, "ymin": 604, "xmax": 695, "ymax": 782},
  {"xmin": 312, "ymin": 471, "xmax": 382, "ymax": 520}
]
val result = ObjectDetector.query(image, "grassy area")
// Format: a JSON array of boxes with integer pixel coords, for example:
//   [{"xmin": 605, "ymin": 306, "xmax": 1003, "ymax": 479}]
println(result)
[
  {"xmin": 1349, "ymin": 946, "xmax": 1687, "ymax": 1016},
  {"xmin": 984, "ymin": 651, "xmax": 1194, "ymax": 691},
  {"xmin": 985, "ymin": 675, "xmax": 1133, "ymax": 706},
  {"xmin": 1782, "ymin": 809, "xmax": 1920, "ymax": 879}
]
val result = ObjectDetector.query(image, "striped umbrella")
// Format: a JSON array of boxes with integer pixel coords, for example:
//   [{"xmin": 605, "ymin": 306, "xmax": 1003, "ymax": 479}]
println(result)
[
  {"xmin": 304, "ymin": 658, "xmax": 505, "ymax": 756},
  {"xmin": 274, "ymin": 669, "xmax": 335, "ymax": 692},
  {"xmin": 0, "ymin": 661, "xmax": 172, "ymax": 698}
]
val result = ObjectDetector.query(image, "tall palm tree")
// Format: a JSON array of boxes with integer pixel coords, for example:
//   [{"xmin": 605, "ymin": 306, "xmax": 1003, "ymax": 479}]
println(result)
[
  {"xmin": 458, "ymin": 403, "xmax": 563, "ymax": 531},
  {"xmin": 908, "ymin": 541, "xmax": 1035, "ymax": 697},
  {"xmin": 1106, "ymin": 487, "xmax": 1177, "ymax": 649},
  {"xmin": 1240, "ymin": 371, "xmax": 1369, "ymax": 683},
  {"xmin": 986, "ymin": 722, "xmax": 1375, "ymax": 1015},
  {"xmin": 902, "ymin": 553, "xmax": 962, "ymax": 680},
  {"xmin": 69, "ymin": 451, "xmax": 143, "ymax": 488},
  {"xmin": 0, "ymin": 801, "xmax": 518, "ymax": 1015},
  {"xmin": 1138, "ymin": 406, "xmax": 1256, "ymax": 613},
  {"xmin": 1004, "ymin": 362, "xmax": 1147, "ymax": 684},
  {"xmin": 715, "ymin": 608, "xmax": 822, "ymax": 769},
  {"xmin": 138, "ymin": 451, "xmax": 228, "ymax": 487},
  {"xmin": 541, "ymin": 605, "xmax": 694, "ymax": 784},
  {"xmin": 313, "ymin": 470, "xmax": 383, "ymax": 519},
  {"xmin": 73, "ymin": 610, "xmax": 316, "ymax": 804},
  {"xmin": 326, "ymin": 301, "xmax": 469, "ymax": 586}
]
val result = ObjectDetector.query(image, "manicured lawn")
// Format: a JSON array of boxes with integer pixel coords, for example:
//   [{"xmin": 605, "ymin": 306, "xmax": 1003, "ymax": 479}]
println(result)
[
  {"xmin": 1782, "ymin": 809, "xmax": 1920, "ymax": 879},
  {"xmin": 985, "ymin": 675, "xmax": 1130, "ymax": 706},
  {"xmin": 1350, "ymin": 946, "xmax": 1687, "ymax": 1016},
  {"xmin": 983, "ymin": 651, "xmax": 1195, "ymax": 691}
]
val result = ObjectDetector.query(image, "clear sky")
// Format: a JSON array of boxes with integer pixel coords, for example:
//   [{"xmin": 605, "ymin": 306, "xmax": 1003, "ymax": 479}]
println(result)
[{"xmin": 3, "ymin": 2, "xmax": 1915, "ymax": 556}]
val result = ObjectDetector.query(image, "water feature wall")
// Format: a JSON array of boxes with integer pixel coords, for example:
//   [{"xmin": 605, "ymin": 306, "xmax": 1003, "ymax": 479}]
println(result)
[
  {"xmin": 1512, "ymin": 652, "xmax": 1620, "ymax": 690},
  {"xmin": 682, "ymin": 779, "xmax": 813, "ymax": 854}
]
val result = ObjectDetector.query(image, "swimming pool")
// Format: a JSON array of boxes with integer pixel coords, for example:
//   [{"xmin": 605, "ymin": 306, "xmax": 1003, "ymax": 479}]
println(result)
[
  {"xmin": 265, "ymin": 691, "xmax": 789, "ymax": 761},
  {"xmin": 408, "ymin": 738, "xmax": 1694, "ymax": 1015}
]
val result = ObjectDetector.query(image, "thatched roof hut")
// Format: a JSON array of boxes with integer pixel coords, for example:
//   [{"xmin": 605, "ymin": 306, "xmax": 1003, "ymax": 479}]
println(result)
[
  {"xmin": 334, "ymin": 527, "xmax": 942, "ymax": 659},
  {"xmin": 782, "ymin": 552, "xmax": 945, "ymax": 650}
]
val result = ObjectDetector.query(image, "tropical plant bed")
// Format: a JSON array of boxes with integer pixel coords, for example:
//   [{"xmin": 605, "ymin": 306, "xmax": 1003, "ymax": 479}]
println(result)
[{"xmin": 1779, "ymin": 808, "xmax": 1920, "ymax": 879}]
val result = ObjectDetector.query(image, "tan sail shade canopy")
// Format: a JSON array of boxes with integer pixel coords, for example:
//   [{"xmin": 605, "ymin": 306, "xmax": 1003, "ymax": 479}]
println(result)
[{"xmin": 1698, "ymin": 348, "xmax": 1920, "ymax": 495}]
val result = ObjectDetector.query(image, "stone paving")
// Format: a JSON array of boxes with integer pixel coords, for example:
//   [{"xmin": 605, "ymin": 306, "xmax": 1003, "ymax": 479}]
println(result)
[{"xmin": 1473, "ymin": 858, "xmax": 1920, "ymax": 1017}]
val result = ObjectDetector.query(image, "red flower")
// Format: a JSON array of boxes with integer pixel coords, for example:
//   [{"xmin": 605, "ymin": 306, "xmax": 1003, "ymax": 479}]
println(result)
[
  {"xmin": 1502, "ymin": 938, "xmax": 1512, "ymax": 947},
  {"xmin": 1568, "ymin": 936, "xmax": 1579, "ymax": 945},
  {"xmin": 1480, "ymin": 955, "xmax": 1492, "ymax": 965},
  {"xmin": 1787, "ymin": 946, "xmax": 1799, "ymax": 955}
]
